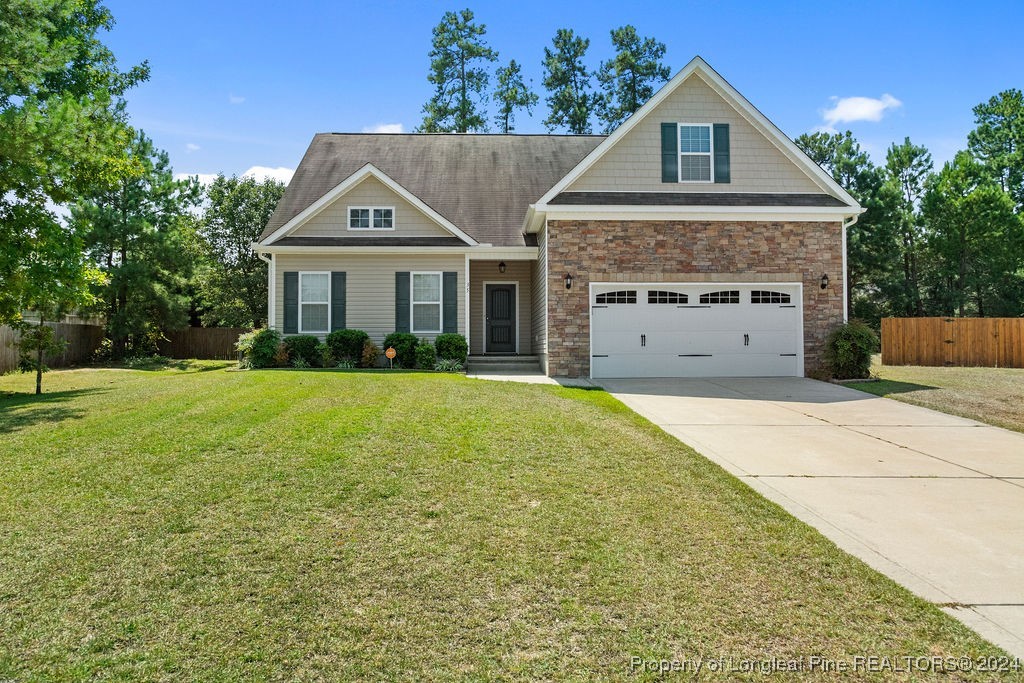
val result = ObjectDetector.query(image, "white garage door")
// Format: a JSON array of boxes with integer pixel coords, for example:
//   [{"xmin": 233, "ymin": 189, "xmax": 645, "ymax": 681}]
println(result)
[{"xmin": 590, "ymin": 283, "xmax": 802, "ymax": 378}]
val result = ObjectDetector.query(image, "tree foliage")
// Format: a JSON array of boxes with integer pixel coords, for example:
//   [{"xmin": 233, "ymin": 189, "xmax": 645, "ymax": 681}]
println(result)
[
  {"xmin": 418, "ymin": 8, "xmax": 497, "ymax": 133},
  {"xmin": 967, "ymin": 89, "xmax": 1024, "ymax": 207},
  {"xmin": 71, "ymin": 131, "xmax": 200, "ymax": 356},
  {"xmin": 492, "ymin": 59, "xmax": 538, "ymax": 133},
  {"xmin": 542, "ymin": 28, "xmax": 598, "ymax": 134},
  {"xmin": 195, "ymin": 174, "xmax": 285, "ymax": 327},
  {"xmin": 884, "ymin": 138, "xmax": 933, "ymax": 315},
  {"xmin": 0, "ymin": 0, "xmax": 148, "ymax": 325},
  {"xmin": 596, "ymin": 25, "xmax": 670, "ymax": 133},
  {"xmin": 921, "ymin": 153, "xmax": 1023, "ymax": 316},
  {"xmin": 796, "ymin": 131, "xmax": 900, "ymax": 321}
]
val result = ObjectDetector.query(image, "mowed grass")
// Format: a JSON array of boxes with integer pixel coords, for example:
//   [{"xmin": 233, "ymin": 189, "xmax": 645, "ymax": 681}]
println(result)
[
  {"xmin": 852, "ymin": 356, "xmax": 1024, "ymax": 433},
  {"xmin": 0, "ymin": 364, "xmax": 1010, "ymax": 681}
]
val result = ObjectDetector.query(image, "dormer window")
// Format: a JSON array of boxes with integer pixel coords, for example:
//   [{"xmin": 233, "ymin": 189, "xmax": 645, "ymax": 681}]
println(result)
[
  {"xmin": 348, "ymin": 206, "xmax": 394, "ymax": 230},
  {"xmin": 678, "ymin": 124, "xmax": 713, "ymax": 182}
]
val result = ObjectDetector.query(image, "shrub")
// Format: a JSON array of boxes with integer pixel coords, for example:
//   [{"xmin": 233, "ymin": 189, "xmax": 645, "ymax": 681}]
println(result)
[
  {"xmin": 291, "ymin": 355, "xmax": 310, "ymax": 369},
  {"xmin": 326, "ymin": 329, "xmax": 369, "ymax": 362},
  {"xmin": 361, "ymin": 340, "xmax": 381, "ymax": 368},
  {"xmin": 414, "ymin": 339, "xmax": 437, "ymax": 369},
  {"xmin": 236, "ymin": 328, "xmax": 281, "ymax": 368},
  {"xmin": 434, "ymin": 333, "xmax": 468, "ymax": 363},
  {"xmin": 316, "ymin": 342, "xmax": 333, "ymax": 368},
  {"xmin": 335, "ymin": 359, "xmax": 356, "ymax": 369},
  {"xmin": 823, "ymin": 320, "xmax": 879, "ymax": 379},
  {"xmin": 284, "ymin": 335, "xmax": 319, "ymax": 366},
  {"xmin": 382, "ymin": 332, "xmax": 418, "ymax": 368},
  {"xmin": 434, "ymin": 358, "xmax": 464, "ymax": 373},
  {"xmin": 273, "ymin": 343, "xmax": 290, "ymax": 367}
]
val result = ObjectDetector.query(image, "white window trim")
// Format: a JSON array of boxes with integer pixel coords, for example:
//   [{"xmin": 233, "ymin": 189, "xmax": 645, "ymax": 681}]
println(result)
[
  {"xmin": 298, "ymin": 271, "xmax": 330, "ymax": 334},
  {"xmin": 411, "ymin": 271, "xmax": 443, "ymax": 334},
  {"xmin": 678, "ymin": 122, "xmax": 714, "ymax": 184},
  {"xmin": 347, "ymin": 205, "xmax": 396, "ymax": 231}
]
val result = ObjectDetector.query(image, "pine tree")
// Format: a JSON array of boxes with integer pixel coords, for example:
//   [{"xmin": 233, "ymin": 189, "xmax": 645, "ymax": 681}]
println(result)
[
  {"xmin": 596, "ymin": 26, "xmax": 670, "ymax": 132},
  {"xmin": 418, "ymin": 9, "xmax": 498, "ymax": 133},
  {"xmin": 493, "ymin": 60, "xmax": 539, "ymax": 133},
  {"xmin": 542, "ymin": 28, "xmax": 597, "ymax": 134}
]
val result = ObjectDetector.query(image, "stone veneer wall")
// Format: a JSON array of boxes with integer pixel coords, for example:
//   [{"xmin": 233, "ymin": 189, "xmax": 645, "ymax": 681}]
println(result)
[{"xmin": 545, "ymin": 220, "xmax": 845, "ymax": 378}]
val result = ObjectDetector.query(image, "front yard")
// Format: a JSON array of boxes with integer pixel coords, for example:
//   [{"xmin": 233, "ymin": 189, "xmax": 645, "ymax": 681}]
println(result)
[
  {"xmin": 0, "ymin": 365, "xmax": 1008, "ymax": 680},
  {"xmin": 851, "ymin": 356, "xmax": 1024, "ymax": 433}
]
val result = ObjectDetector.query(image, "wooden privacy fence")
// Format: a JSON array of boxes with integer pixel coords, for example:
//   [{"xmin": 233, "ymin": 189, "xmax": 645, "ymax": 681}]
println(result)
[
  {"xmin": 0, "ymin": 323, "xmax": 105, "ymax": 374},
  {"xmin": 882, "ymin": 317, "xmax": 1024, "ymax": 367},
  {"xmin": 157, "ymin": 327, "xmax": 249, "ymax": 360}
]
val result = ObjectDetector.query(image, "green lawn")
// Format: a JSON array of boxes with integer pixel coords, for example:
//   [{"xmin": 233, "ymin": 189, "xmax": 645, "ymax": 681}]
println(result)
[
  {"xmin": 0, "ymin": 364, "xmax": 1010, "ymax": 680},
  {"xmin": 851, "ymin": 356, "xmax": 1024, "ymax": 433}
]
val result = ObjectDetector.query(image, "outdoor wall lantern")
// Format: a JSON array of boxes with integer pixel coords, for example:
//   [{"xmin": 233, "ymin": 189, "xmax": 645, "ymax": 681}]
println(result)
[
  {"xmin": 564, "ymin": 273, "xmax": 574, "ymax": 290},
  {"xmin": 498, "ymin": 261, "xmax": 507, "ymax": 274},
  {"xmin": 820, "ymin": 273, "xmax": 830, "ymax": 290}
]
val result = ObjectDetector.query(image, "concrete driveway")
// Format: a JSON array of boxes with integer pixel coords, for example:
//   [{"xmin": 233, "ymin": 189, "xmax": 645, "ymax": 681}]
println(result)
[{"xmin": 601, "ymin": 377, "xmax": 1024, "ymax": 658}]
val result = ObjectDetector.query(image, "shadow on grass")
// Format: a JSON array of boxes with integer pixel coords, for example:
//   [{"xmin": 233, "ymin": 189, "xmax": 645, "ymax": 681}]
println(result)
[
  {"xmin": 0, "ymin": 387, "xmax": 109, "ymax": 434},
  {"xmin": 856, "ymin": 379, "xmax": 939, "ymax": 397}
]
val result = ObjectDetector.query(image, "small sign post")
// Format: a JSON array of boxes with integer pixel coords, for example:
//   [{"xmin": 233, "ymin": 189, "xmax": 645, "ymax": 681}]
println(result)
[{"xmin": 385, "ymin": 346, "xmax": 396, "ymax": 369}]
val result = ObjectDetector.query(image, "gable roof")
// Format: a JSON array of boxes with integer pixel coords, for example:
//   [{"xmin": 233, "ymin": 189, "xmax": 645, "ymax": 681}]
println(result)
[
  {"xmin": 534, "ymin": 56, "xmax": 860, "ymax": 210},
  {"xmin": 260, "ymin": 134, "xmax": 604, "ymax": 247},
  {"xmin": 261, "ymin": 163, "xmax": 480, "ymax": 246}
]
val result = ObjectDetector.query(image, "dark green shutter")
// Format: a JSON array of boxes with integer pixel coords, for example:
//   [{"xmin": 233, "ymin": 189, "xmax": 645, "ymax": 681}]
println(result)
[
  {"xmin": 713, "ymin": 123, "xmax": 730, "ymax": 183},
  {"xmin": 661, "ymin": 122, "xmax": 678, "ymax": 183},
  {"xmin": 442, "ymin": 272, "xmax": 457, "ymax": 333},
  {"xmin": 283, "ymin": 272, "xmax": 298, "ymax": 334},
  {"xmin": 330, "ymin": 272, "xmax": 346, "ymax": 331},
  {"xmin": 395, "ymin": 272, "xmax": 410, "ymax": 333}
]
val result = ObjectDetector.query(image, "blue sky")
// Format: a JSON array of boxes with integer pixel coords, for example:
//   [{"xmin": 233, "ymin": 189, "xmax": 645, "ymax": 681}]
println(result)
[{"xmin": 103, "ymin": 0, "xmax": 1024, "ymax": 185}]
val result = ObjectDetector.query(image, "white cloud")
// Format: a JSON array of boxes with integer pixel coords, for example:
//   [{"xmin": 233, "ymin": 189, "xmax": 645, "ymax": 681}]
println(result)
[
  {"xmin": 174, "ymin": 172, "xmax": 218, "ymax": 185},
  {"xmin": 820, "ymin": 94, "xmax": 902, "ymax": 131},
  {"xmin": 361, "ymin": 122, "xmax": 404, "ymax": 134},
  {"xmin": 228, "ymin": 94, "xmax": 246, "ymax": 105},
  {"xmin": 242, "ymin": 166, "xmax": 294, "ymax": 184},
  {"xmin": 185, "ymin": 142, "xmax": 201, "ymax": 153}
]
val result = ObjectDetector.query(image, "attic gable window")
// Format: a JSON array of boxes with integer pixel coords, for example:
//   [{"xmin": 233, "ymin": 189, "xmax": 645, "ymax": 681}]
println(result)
[
  {"xmin": 679, "ymin": 124, "xmax": 712, "ymax": 182},
  {"xmin": 348, "ymin": 206, "xmax": 394, "ymax": 230}
]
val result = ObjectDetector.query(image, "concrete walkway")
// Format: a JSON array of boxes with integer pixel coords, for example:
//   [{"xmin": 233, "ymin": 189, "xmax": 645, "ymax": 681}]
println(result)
[{"xmin": 601, "ymin": 377, "xmax": 1024, "ymax": 658}]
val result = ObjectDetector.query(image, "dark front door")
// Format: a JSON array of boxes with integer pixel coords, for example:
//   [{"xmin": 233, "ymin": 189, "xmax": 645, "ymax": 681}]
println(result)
[{"xmin": 485, "ymin": 284, "xmax": 516, "ymax": 353}]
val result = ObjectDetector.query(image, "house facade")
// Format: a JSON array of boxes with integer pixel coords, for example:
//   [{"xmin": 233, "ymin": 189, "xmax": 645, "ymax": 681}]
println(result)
[{"xmin": 255, "ymin": 57, "xmax": 862, "ymax": 378}]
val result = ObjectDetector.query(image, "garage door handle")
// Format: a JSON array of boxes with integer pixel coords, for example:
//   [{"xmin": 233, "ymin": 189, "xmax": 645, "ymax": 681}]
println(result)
[
  {"xmin": 744, "ymin": 333, "xmax": 749, "ymax": 346},
  {"xmin": 641, "ymin": 334, "xmax": 646, "ymax": 347},
  {"xmin": 678, "ymin": 354, "xmax": 712, "ymax": 357}
]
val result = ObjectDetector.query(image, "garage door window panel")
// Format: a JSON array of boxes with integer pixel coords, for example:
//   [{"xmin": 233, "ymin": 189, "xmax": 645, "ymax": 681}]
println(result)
[
  {"xmin": 595, "ymin": 290, "xmax": 637, "ymax": 304},
  {"xmin": 648, "ymin": 290, "xmax": 688, "ymax": 304},
  {"xmin": 751, "ymin": 290, "xmax": 791, "ymax": 304},
  {"xmin": 699, "ymin": 290, "xmax": 740, "ymax": 304}
]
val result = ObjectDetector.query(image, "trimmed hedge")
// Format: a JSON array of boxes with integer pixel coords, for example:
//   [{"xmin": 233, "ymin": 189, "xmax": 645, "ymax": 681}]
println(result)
[
  {"xmin": 326, "ymin": 329, "xmax": 369, "ymax": 362},
  {"xmin": 434, "ymin": 333, "xmax": 468, "ymax": 363},
  {"xmin": 415, "ymin": 339, "xmax": 437, "ymax": 370},
  {"xmin": 823, "ymin": 320, "xmax": 878, "ymax": 379},
  {"xmin": 236, "ymin": 328, "xmax": 281, "ymax": 368},
  {"xmin": 383, "ymin": 332, "xmax": 418, "ymax": 368},
  {"xmin": 283, "ymin": 335, "xmax": 319, "ymax": 366}
]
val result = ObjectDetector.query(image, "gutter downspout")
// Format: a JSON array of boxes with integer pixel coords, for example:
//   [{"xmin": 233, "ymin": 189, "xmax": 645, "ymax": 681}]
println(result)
[
  {"xmin": 841, "ymin": 214, "xmax": 859, "ymax": 324},
  {"xmin": 257, "ymin": 251, "xmax": 274, "ymax": 329}
]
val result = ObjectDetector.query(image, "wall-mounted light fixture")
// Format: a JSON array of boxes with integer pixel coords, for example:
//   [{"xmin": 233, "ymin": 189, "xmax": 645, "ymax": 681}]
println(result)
[
  {"xmin": 820, "ymin": 273, "xmax": 830, "ymax": 290},
  {"xmin": 498, "ymin": 261, "xmax": 507, "ymax": 274},
  {"xmin": 564, "ymin": 273, "xmax": 574, "ymax": 290}
]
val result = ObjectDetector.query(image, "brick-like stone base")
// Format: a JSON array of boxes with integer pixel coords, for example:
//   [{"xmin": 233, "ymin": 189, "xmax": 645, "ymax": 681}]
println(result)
[{"xmin": 546, "ymin": 219, "xmax": 845, "ymax": 378}]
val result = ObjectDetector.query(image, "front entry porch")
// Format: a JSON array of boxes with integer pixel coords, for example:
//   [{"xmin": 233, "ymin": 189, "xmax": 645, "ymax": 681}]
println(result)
[{"xmin": 468, "ymin": 259, "xmax": 534, "ymax": 356}]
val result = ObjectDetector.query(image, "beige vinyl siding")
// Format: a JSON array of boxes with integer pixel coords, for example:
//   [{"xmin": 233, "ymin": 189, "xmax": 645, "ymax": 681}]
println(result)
[
  {"xmin": 568, "ymin": 74, "xmax": 824, "ymax": 195},
  {"xmin": 469, "ymin": 260, "xmax": 532, "ymax": 355},
  {"xmin": 531, "ymin": 226, "xmax": 547, "ymax": 360},
  {"xmin": 292, "ymin": 176, "xmax": 453, "ymax": 238},
  {"xmin": 274, "ymin": 254, "xmax": 465, "ymax": 344}
]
